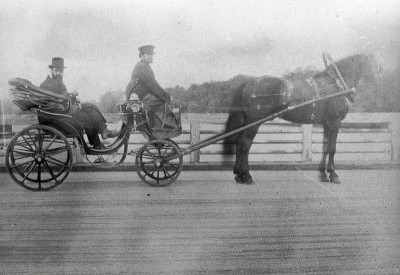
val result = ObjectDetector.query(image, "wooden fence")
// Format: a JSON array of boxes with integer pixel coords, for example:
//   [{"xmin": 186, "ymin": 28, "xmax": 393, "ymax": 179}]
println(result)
[{"xmin": 1, "ymin": 113, "xmax": 399, "ymax": 164}]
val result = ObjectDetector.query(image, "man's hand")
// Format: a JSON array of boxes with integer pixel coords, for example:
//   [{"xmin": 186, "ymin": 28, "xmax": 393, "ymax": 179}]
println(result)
[{"xmin": 164, "ymin": 93, "xmax": 171, "ymax": 103}]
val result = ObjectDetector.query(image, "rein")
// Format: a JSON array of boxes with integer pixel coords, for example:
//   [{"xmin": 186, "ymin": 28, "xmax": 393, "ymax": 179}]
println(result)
[{"xmin": 171, "ymin": 94, "xmax": 287, "ymax": 112}]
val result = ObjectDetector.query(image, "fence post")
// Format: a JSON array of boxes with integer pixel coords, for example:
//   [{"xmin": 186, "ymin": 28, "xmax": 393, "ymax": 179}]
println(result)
[
  {"xmin": 190, "ymin": 122, "xmax": 200, "ymax": 163},
  {"xmin": 302, "ymin": 124, "xmax": 313, "ymax": 162},
  {"xmin": 72, "ymin": 140, "xmax": 84, "ymax": 164},
  {"xmin": 389, "ymin": 120, "xmax": 400, "ymax": 162}
]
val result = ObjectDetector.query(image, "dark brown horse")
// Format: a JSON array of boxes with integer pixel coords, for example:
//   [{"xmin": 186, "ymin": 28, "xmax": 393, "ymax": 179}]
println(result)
[{"xmin": 224, "ymin": 53, "xmax": 378, "ymax": 184}]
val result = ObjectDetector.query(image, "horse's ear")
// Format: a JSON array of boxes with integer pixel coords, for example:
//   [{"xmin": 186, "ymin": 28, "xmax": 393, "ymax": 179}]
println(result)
[{"xmin": 362, "ymin": 53, "xmax": 380, "ymax": 90}]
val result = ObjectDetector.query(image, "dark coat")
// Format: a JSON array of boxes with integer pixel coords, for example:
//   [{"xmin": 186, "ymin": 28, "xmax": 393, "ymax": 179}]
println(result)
[
  {"xmin": 39, "ymin": 76, "xmax": 107, "ymax": 147},
  {"xmin": 40, "ymin": 76, "xmax": 68, "ymax": 94},
  {"xmin": 125, "ymin": 60, "xmax": 171, "ymax": 103},
  {"xmin": 39, "ymin": 76, "xmax": 73, "ymax": 112},
  {"xmin": 125, "ymin": 60, "xmax": 180, "ymax": 138}
]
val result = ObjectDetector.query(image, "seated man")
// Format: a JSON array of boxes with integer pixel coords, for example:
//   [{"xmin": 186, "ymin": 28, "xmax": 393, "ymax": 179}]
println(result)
[
  {"xmin": 125, "ymin": 45, "xmax": 181, "ymax": 139},
  {"xmin": 40, "ymin": 57, "xmax": 118, "ymax": 149}
]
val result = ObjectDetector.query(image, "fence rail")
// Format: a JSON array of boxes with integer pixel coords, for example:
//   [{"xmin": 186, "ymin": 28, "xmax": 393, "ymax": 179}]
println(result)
[{"xmin": 1, "ymin": 113, "xmax": 399, "ymax": 164}]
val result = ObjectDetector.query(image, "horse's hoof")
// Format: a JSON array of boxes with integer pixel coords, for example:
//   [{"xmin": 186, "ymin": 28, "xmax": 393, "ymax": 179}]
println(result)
[
  {"xmin": 318, "ymin": 173, "xmax": 329, "ymax": 182},
  {"xmin": 330, "ymin": 175, "xmax": 341, "ymax": 184},
  {"xmin": 234, "ymin": 175, "xmax": 242, "ymax": 183},
  {"xmin": 234, "ymin": 175, "xmax": 255, "ymax": 185}
]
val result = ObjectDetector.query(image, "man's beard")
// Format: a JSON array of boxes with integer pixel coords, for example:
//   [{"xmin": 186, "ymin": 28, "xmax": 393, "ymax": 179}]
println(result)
[{"xmin": 51, "ymin": 74, "xmax": 63, "ymax": 81}]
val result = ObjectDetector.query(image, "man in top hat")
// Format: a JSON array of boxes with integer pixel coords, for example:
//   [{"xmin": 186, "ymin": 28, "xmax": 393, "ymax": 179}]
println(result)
[
  {"xmin": 40, "ymin": 57, "xmax": 119, "ymax": 149},
  {"xmin": 125, "ymin": 45, "xmax": 181, "ymax": 138}
]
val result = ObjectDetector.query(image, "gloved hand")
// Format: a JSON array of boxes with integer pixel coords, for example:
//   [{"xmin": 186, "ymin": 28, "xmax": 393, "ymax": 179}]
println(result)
[
  {"xmin": 69, "ymin": 91, "xmax": 79, "ymax": 98},
  {"xmin": 164, "ymin": 93, "xmax": 171, "ymax": 104}
]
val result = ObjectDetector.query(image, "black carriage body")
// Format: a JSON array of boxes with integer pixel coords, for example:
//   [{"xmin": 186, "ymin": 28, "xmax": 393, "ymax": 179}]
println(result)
[{"xmin": 7, "ymin": 78, "xmax": 185, "ymax": 189}]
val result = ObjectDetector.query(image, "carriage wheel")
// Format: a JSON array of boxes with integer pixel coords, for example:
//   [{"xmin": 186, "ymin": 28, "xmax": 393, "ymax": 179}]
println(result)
[
  {"xmin": 83, "ymin": 137, "xmax": 129, "ymax": 168},
  {"xmin": 135, "ymin": 139, "xmax": 183, "ymax": 187},
  {"xmin": 323, "ymin": 53, "xmax": 349, "ymax": 91},
  {"xmin": 5, "ymin": 125, "xmax": 73, "ymax": 191}
]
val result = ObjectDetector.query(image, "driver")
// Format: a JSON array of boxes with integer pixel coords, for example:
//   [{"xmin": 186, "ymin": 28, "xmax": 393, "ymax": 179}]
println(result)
[
  {"xmin": 125, "ymin": 45, "xmax": 180, "ymax": 137},
  {"xmin": 39, "ymin": 57, "xmax": 119, "ymax": 149}
]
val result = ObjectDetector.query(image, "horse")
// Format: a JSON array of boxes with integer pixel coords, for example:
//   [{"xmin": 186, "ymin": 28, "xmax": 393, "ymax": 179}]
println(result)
[{"xmin": 224, "ymin": 53, "xmax": 378, "ymax": 184}]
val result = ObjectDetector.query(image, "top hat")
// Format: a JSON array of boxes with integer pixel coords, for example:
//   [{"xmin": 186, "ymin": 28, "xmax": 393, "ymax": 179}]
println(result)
[
  {"xmin": 49, "ymin": 57, "xmax": 66, "ymax": 70},
  {"xmin": 138, "ymin": 45, "xmax": 155, "ymax": 55}
]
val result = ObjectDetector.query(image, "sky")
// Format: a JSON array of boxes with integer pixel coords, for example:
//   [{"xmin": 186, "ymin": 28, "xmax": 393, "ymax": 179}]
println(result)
[{"xmin": 1, "ymin": 0, "xmax": 399, "ymax": 101}]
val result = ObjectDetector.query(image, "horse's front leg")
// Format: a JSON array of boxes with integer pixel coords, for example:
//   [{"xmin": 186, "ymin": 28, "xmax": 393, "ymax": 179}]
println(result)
[
  {"xmin": 234, "ymin": 129, "xmax": 257, "ymax": 185},
  {"xmin": 326, "ymin": 120, "xmax": 341, "ymax": 183},
  {"xmin": 318, "ymin": 153, "xmax": 329, "ymax": 182}
]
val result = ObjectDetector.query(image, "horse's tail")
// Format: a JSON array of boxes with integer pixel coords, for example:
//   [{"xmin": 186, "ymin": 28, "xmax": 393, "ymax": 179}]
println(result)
[{"xmin": 222, "ymin": 82, "xmax": 247, "ymax": 154}]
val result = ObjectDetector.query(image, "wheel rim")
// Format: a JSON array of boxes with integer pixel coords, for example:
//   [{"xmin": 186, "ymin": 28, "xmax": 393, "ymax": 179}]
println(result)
[
  {"xmin": 135, "ymin": 139, "xmax": 183, "ymax": 186},
  {"xmin": 6, "ymin": 125, "xmax": 73, "ymax": 191}
]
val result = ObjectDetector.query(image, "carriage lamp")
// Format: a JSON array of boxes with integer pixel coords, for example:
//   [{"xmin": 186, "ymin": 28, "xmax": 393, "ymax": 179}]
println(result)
[
  {"xmin": 128, "ymin": 93, "xmax": 141, "ymax": 113},
  {"xmin": 129, "ymin": 101, "xmax": 141, "ymax": 113}
]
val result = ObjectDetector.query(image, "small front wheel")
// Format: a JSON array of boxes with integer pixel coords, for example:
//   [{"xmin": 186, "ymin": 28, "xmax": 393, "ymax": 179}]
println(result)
[
  {"xmin": 5, "ymin": 125, "xmax": 73, "ymax": 191},
  {"xmin": 135, "ymin": 139, "xmax": 183, "ymax": 186}
]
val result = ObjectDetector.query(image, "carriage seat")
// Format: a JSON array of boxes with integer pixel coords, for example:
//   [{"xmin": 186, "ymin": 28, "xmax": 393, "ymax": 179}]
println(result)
[
  {"xmin": 119, "ymin": 93, "xmax": 182, "ymax": 139},
  {"xmin": 36, "ymin": 109, "xmax": 84, "ymax": 138}
]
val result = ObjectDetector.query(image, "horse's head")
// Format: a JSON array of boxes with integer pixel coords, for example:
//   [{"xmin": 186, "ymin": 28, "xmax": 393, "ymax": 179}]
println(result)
[{"xmin": 335, "ymin": 53, "xmax": 379, "ymax": 92}]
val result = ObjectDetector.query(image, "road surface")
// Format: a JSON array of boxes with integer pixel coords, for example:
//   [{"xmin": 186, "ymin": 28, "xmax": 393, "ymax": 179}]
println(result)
[{"xmin": 1, "ymin": 169, "xmax": 399, "ymax": 274}]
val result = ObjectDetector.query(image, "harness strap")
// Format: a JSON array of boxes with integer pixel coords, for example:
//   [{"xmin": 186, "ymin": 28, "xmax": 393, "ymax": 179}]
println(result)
[
  {"xmin": 306, "ymin": 78, "xmax": 321, "ymax": 98},
  {"xmin": 161, "ymin": 103, "xmax": 167, "ymax": 129},
  {"xmin": 306, "ymin": 78, "xmax": 321, "ymax": 121}
]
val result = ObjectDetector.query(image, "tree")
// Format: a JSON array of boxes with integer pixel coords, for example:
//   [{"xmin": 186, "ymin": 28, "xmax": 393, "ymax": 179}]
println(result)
[{"xmin": 98, "ymin": 90, "xmax": 124, "ymax": 113}]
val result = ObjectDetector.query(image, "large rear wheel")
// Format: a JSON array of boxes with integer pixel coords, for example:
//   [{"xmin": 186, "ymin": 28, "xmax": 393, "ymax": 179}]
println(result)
[
  {"xmin": 5, "ymin": 125, "xmax": 73, "ymax": 191},
  {"xmin": 135, "ymin": 139, "xmax": 183, "ymax": 187}
]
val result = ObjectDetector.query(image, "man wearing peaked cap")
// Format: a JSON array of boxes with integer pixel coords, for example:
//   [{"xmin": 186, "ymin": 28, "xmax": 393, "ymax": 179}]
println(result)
[
  {"xmin": 125, "ymin": 45, "xmax": 181, "ymax": 138},
  {"xmin": 138, "ymin": 45, "xmax": 155, "ymax": 56}
]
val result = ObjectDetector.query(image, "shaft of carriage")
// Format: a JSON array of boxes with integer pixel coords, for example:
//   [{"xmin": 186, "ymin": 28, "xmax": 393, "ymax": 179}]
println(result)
[{"xmin": 165, "ymin": 88, "xmax": 356, "ymax": 161}]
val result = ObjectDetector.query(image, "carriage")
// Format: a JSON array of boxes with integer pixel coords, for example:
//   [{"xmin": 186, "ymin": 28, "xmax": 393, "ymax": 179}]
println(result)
[{"xmin": 6, "ymin": 53, "xmax": 357, "ymax": 191}]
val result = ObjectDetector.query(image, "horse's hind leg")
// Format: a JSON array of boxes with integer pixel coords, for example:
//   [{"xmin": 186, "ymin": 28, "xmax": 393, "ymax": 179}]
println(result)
[
  {"xmin": 318, "ymin": 124, "xmax": 329, "ymax": 182},
  {"xmin": 320, "ymin": 120, "xmax": 341, "ymax": 183},
  {"xmin": 234, "ymin": 128, "xmax": 258, "ymax": 185}
]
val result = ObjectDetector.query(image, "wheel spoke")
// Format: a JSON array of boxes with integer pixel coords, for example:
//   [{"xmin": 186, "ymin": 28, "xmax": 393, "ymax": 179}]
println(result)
[
  {"xmin": 144, "ymin": 166, "xmax": 157, "ymax": 178},
  {"xmin": 26, "ymin": 131, "xmax": 40, "ymax": 151},
  {"xmin": 138, "ymin": 160, "xmax": 155, "ymax": 165},
  {"xmin": 37, "ymin": 163, "xmax": 42, "ymax": 183},
  {"xmin": 162, "ymin": 167, "xmax": 171, "ymax": 178},
  {"xmin": 148, "ymin": 167, "xmax": 158, "ymax": 177},
  {"xmin": 139, "ymin": 154, "xmax": 156, "ymax": 160},
  {"xmin": 12, "ymin": 149, "xmax": 36, "ymax": 157},
  {"xmin": 41, "ymin": 135, "xmax": 59, "ymax": 154},
  {"xmin": 144, "ymin": 148, "xmax": 156, "ymax": 158},
  {"xmin": 46, "ymin": 156, "xmax": 70, "ymax": 168},
  {"xmin": 38, "ymin": 130, "xmax": 44, "ymax": 152},
  {"xmin": 45, "ymin": 146, "xmax": 69, "ymax": 157},
  {"xmin": 21, "ymin": 162, "xmax": 37, "ymax": 184},
  {"xmin": 43, "ymin": 160, "xmax": 59, "ymax": 183},
  {"xmin": 14, "ymin": 141, "xmax": 36, "ymax": 152},
  {"xmin": 9, "ymin": 159, "xmax": 35, "ymax": 169}
]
